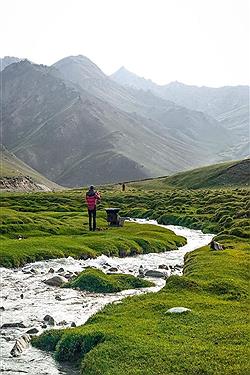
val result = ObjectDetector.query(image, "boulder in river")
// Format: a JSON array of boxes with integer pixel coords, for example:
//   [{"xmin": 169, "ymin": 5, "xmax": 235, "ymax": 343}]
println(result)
[
  {"xmin": 108, "ymin": 267, "xmax": 119, "ymax": 272},
  {"xmin": 48, "ymin": 268, "xmax": 55, "ymax": 273},
  {"xmin": 64, "ymin": 273, "xmax": 73, "ymax": 279},
  {"xmin": 158, "ymin": 264, "xmax": 170, "ymax": 270},
  {"xmin": 57, "ymin": 267, "xmax": 64, "ymax": 273},
  {"xmin": 71, "ymin": 322, "xmax": 76, "ymax": 327},
  {"xmin": 44, "ymin": 275, "xmax": 67, "ymax": 287},
  {"xmin": 166, "ymin": 307, "xmax": 191, "ymax": 314},
  {"xmin": 0, "ymin": 306, "xmax": 5, "ymax": 311},
  {"xmin": 10, "ymin": 334, "xmax": 31, "ymax": 357},
  {"xmin": 43, "ymin": 315, "xmax": 55, "ymax": 325},
  {"xmin": 144, "ymin": 270, "xmax": 166, "ymax": 278},
  {"xmin": 26, "ymin": 328, "xmax": 39, "ymax": 334}
]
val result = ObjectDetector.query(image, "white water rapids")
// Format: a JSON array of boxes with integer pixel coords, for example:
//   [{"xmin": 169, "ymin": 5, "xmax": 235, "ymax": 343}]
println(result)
[{"xmin": 0, "ymin": 220, "xmax": 213, "ymax": 374}]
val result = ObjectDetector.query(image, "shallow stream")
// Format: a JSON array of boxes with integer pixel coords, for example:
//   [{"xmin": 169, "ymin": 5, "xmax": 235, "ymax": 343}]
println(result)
[{"xmin": 0, "ymin": 220, "xmax": 213, "ymax": 374}]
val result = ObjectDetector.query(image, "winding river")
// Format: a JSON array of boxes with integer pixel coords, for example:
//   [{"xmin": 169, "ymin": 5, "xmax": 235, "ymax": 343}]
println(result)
[{"xmin": 0, "ymin": 220, "xmax": 213, "ymax": 374}]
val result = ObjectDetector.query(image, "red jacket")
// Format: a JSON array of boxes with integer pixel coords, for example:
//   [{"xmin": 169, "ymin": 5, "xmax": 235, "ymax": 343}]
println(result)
[{"xmin": 86, "ymin": 191, "xmax": 100, "ymax": 210}]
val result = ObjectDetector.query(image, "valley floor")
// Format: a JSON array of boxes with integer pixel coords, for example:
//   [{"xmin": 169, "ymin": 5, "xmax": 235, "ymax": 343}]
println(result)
[{"xmin": 1, "ymin": 185, "xmax": 249, "ymax": 374}]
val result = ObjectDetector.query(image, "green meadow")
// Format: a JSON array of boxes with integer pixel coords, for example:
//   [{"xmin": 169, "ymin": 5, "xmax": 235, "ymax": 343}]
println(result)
[{"xmin": 1, "ymin": 165, "xmax": 249, "ymax": 374}]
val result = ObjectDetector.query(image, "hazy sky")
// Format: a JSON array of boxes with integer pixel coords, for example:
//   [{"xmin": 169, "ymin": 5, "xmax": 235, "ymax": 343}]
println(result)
[{"xmin": 1, "ymin": 0, "xmax": 249, "ymax": 86}]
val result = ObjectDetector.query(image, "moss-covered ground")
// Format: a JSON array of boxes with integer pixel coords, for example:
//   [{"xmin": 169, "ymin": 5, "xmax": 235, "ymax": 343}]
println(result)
[{"xmin": 64, "ymin": 267, "xmax": 153, "ymax": 293}]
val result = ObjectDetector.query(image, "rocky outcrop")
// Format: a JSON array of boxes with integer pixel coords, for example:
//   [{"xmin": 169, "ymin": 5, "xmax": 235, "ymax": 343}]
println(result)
[{"xmin": 0, "ymin": 176, "xmax": 51, "ymax": 192}]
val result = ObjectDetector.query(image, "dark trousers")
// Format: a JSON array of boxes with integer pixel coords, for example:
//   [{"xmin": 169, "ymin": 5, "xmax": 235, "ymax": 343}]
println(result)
[{"xmin": 88, "ymin": 208, "xmax": 96, "ymax": 231}]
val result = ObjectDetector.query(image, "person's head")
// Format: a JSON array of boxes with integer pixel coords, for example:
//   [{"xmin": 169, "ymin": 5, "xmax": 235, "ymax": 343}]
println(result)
[{"xmin": 89, "ymin": 185, "xmax": 94, "ymax": 191}]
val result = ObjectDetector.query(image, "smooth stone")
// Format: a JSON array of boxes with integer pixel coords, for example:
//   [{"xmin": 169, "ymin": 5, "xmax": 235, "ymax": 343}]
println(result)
[
  {"xmin": 144, "ymin": 270, "xmax": 166, "ymax": 278},
  {"xmin": 71, "ymin": 322, "xmax": 76, "ymax": 327},
  {"xmin": 43, "ymin": 315, "xmax": 55, "ymax": 325},
  {"xmin": 0, "ymin": 306, "xmax": 5, "ymax": 311},
  {"xmin": 57, "ymin": 267, "xmax": 64, "ymax": 273},
  {"xmin": 44, "ymin": 275, "xmax": 67, "ymax": 287},
  {"xmin": 10, "ymin": 334, "xmax": 31, "ymax": 357},
  {"xmin": 108, "ymin": 267, "xmax": 118, "ymax": 272},
  {"xmin": 166, "ymin": 307, "xmax": 191, "ymax": 314},
  {"xmin": 26, "ymin": 327, "xmax": 39, "ymax": 334},
  {"xmin": 64, "ymin": 273, "xmax": 73, "ymax": 279},
  {"xmin": 158, "ymin": 264, "xmax": 170, "ymax": 270}
]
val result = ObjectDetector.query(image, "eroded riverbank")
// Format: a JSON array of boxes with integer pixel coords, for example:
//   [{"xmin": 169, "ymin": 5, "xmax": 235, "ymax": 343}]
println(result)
[{"xmin": 0, "ymin": 221, "xmax": 213, "ymax": 374}]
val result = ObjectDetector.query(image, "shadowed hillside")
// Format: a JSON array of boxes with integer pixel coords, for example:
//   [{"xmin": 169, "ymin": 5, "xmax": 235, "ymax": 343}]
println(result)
[{"xmin": 0, "ymin": 146, "xmax": 61, "ymax": 191}]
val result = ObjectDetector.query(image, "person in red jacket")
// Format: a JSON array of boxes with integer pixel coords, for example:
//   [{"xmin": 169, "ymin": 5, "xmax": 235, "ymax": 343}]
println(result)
[{"xmin": 85, "ymin": 185, "xmax": 100, "ymax": 231}]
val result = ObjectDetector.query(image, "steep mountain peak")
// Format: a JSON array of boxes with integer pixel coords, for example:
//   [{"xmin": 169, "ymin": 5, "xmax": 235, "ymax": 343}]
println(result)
[
  {"xmin": 53, "ymin": 55, "xmax": 106, "ymax": 80},
  {"xmin": 111, "ymin": 67, "xmax": 156, "ymax": 91}
]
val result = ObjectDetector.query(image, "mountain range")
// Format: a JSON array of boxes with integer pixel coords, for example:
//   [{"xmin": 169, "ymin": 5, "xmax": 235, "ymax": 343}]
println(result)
[{"xmin": 1, "ymin": 55, "xmax": 249, "ymax": 186}]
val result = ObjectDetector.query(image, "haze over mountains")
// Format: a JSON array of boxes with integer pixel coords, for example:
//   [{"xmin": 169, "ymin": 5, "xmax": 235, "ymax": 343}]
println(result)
[{"xmin": 1, "ymin": 55, "xmax": 249, "ymax": 187}]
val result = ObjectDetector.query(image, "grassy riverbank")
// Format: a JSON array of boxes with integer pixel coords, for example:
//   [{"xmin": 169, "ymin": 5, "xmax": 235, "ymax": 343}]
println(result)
[
  {"xmin": 33, "ymin": 236, "xmax": 249, "ymax": 374},
  {"xmin": 0, "ymin": 216, "xmax": 185, "ymax": 268}
]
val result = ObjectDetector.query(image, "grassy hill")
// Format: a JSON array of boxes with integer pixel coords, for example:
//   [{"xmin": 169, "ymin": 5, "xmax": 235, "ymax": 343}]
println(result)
[
  {"xmin": 0, "ymin": 146, "xmax": 61, "ymax": 191},
  {"xmin": 164, "ymin": 158, "xmax": 250, "ymax": 189},
  {"xmin": 122, "ymin": 158, "xmax": 250, "ymax": 190}
]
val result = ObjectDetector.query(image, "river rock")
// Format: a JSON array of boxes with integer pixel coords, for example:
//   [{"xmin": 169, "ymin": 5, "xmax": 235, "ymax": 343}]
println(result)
[
  {"xmin": 43, "ymin": 315, "xmax": 55, "ymax": 325},
  {"xmin": 30, "ymin": 268, "xmax": 39, "ymax": 274},
  {"xmin": 55, "ymin": 295, "xmax": 62, "ymax": 301},
  {"xmin": 10, "ymin": 334, "xmax": 31, "ymax": 357},
  {"xmin": 26, "ymin": 328, "xmax": 39, "ymax": 334},
  {"xmin": 48, "ymin": 268, "xmax": 55, "ymax": 273},
  {"xmin": 158, "ymin": 264, "xmax": 170, "ymax": 270},
  {"xmin": 174, "ymin": 264, "xmax": 182, "ymax": 269},
  {"xmin": 71, "ymin": 322, "xmax": 76, "ymax": 327},
  {"xmin": 108, "ymin": 267, "xmax": 118, "ymax": 272},
  {"xmin": 166, "ymin": 307, "xmax": 191, "ymax": 314},
  {"xmin": 1, "ymin": 322, "xmax": 26, "ymax": 329},
  {"xmin": 44, "ymin": 275, "xmax": 67, "ymax": 287},
  {"xmin": 58, "ymin": 320, "xmax": 67, "ymax": 326},
  {"xmin": 57, "ymin": 267, "xmax": 64, "ymax": 273},
  {"xmin": 0, "ymin": 306, "xmax": 5, "ymax": 311},
  {"xmin": 64, "ymin": 273, "xmax": 73, "ymax": 279},
  {"xmin": 144, "ymin": 270, "xmax": 166, "ymax": 278}
]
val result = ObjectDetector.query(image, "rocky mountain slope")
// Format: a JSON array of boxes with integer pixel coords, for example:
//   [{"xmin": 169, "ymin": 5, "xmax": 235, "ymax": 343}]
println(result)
[
  {"xmin": 2, "ymin": 60, "xmax": 208, "ymax": 186},
  {"xmin": 111, "ymin": 67, "xmax": 249, "ymax": 158},
  {"xmin": 1, "ymin": 56, "xmax": 248, "ymax": 187},
  {"xmin": 0, "ymin": 146, "xmax": 61, "ymax": 191},
  {"xmin": 53, "ymin": 56, "xmax": 233, "ymax": 159},
  {"xmin": 111, "ymin": 66, "xmax": 249, "ymax": 118}
]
